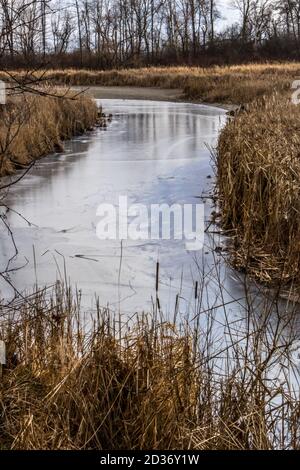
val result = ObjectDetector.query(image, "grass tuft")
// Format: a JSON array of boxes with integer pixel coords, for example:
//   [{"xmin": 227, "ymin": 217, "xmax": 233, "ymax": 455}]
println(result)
[
  {"xmin": 0, "ymin": 283, "xmax": 299, "ymax": 450},
  {"xmin": 0, "ymin": 88, "xmax": 98, "ymax": 176},
  {"xmin": 216, "ymin": 92, "xmax": 300, "ymax": 286}
]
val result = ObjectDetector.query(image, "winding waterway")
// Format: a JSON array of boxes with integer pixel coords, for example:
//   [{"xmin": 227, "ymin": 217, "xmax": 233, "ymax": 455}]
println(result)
[{"xmin": 0, "ymin": 99, "xmax": 251, "ymax": 317}]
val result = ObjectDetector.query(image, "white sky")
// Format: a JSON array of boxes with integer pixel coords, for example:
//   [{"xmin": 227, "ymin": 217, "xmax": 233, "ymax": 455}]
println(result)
[{"xmin": 218, "ymin": 0, "xmax": 240, "ymax": 28}]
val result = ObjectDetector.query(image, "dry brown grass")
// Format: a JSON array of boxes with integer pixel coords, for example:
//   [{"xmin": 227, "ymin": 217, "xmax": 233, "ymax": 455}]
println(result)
[
  {"xmin": 1, "ymin": 63, "xmax": 299, "ymax": 104},
  {"xmin": 0, "ymin": 283, "xmax": 299, "ymax": 450},
  {"xmin": 0, "ymin": 89, "xmax": 98, "ymax": 176},
  {"xmin": 216, "ymin": 92, "xmax": 300, "ymax": 286}
]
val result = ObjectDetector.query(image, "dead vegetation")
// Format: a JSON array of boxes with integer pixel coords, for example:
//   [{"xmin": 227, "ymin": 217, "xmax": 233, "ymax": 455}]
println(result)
[
  {"xmin": 0, "ymin": 281, "xmax": 299, "ymax": 450},
  {"xmin": 0, "ymin": 63, "xmax": 298, "ymax": 104},
  {"xmin": 216, "ymin": 92, "xmax": 300, "ymax": 287},
  {"xmin": 0, "ymin": 88, "xmax": 98, "ymax": 177}
]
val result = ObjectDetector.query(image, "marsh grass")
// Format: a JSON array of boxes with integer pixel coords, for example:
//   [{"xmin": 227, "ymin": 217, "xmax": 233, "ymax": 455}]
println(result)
[
  {"xmin": 216, "ymin": 92, "xmax": 300, "ymax": 287},
  {"xmin": 0, "ymin": 281, "xmax": 299, "ymax": 450},
  {"xmin": 0, "ymin": 63, "xmax": 298, "ymax": 104},
  {"xmin": 0, "ymin": 88, "xmax": 98, "ymax": 176}
]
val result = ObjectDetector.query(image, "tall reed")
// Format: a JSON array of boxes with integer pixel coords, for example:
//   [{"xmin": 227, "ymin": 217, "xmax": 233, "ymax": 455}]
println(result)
[
  {"xmin": 216, "ymin": 92, "xmax": 300, "ymax": 286},
  {"xmin": 0, "ymin": 88, "xmax": 98, "ymax": 176},
  {"xmin": 0, "ymin": 281, "xmax": 299, "ymax": 450}
]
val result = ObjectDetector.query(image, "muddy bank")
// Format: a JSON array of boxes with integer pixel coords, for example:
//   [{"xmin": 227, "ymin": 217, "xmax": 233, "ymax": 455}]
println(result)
[
  {"xmin": 77, "ymin": 85, "xmax": 183, "ymax": 102},
  {"xmin": 74, "ymin": 86, "xmax": 238, "ymax": 111}
]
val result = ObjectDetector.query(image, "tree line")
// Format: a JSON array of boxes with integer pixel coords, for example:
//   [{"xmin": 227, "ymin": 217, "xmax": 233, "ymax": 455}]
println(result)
[{"xmin": 1, "ymin": 0, "xmax": 300, "ymax": 68}]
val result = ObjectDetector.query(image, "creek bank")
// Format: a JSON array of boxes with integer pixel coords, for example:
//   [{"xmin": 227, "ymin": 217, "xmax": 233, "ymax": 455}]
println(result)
[{"xmin": 0, "ymin": 90, "xmax": 99, "ymax": 177}]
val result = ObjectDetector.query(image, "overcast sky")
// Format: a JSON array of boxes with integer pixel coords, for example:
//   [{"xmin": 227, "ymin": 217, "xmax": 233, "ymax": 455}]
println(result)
[{"xmin": 219, "ymin": 0, "xmax": 240, "ymax": 28}]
